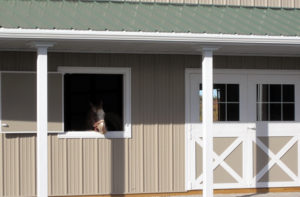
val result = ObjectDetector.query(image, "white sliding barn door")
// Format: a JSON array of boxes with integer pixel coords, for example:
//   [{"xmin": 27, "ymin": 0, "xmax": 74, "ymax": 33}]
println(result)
[{"xmin": 186, "ymin": 69, "xmax": 300, "ymax": 190}]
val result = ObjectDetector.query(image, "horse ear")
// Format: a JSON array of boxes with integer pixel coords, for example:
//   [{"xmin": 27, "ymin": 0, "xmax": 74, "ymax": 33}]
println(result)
[{"xmin": 89, "ymin": 102, "xmax": 97, "ymax": 112}]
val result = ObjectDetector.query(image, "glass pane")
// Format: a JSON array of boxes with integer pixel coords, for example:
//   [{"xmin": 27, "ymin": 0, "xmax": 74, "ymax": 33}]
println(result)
[
  {"xmin": 257, "ymin": 103, "xmax": 269, "ymax": 121},
  {"xmin": 270, "ymin": 85, "xmax": 282, "ymax": 102},
  {"xmin": 283, "ymin": 85, "xmax": 294, "ymax": 102},
  {"xmin": 257, "ymin": 84, "xmax": 269, "ymax": 102},
  {"xmin": 283, "ymin": 104, "xmax": 295, "ymax": 121},
  {"xmin": 199, "ymin": 84, "xmax": 202, "ymax": 103},
  {"xmin": 270, "ymin": 104, "xmax": 281, "ymax": 121},
  {"xmin": 214, "ymin": 103, "xmax": 226, "ymax": 121},
  {"xmin": 227, "ymin": 104, "xmax": 239, "ymax": 121},
  {"xmin": 213, "ymin": 84, "xmax": 226, "ymax": 102},
  {"xmin": 227, "ymin": 84, "xmax": 239, "ymax": 102}
]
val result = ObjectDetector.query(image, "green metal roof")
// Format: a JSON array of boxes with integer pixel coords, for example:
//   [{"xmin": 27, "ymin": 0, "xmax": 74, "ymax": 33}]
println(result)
[{"xmin": 1, "ymin": 0, "xmax": 300, "ymax": 36}]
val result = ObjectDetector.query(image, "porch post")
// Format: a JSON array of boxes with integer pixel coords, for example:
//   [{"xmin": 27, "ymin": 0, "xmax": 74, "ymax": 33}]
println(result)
[
  {"xmin": 202, "ymin": 48, "xmax": 214, "ymax": 197},
  {"xmin": 34, "ymin": 43, "xmax": 53, "ymax": 197}
]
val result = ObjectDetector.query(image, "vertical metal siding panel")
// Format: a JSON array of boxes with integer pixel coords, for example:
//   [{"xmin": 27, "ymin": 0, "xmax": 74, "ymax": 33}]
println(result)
[
  {"xmin": 198, "ymin": 0, "xmax": 213, "ymax": 4},
  {"xmin": 67, "ymin": 139, "xmax": 83, "ymax": 195},
  {"xmin": 241, "ymin": 0, "xmax": 254, "ymax": 6},
  {"xmin": 268, "ymin": 0, "xmax": 281, "ymax": 7},
  {"xmin": 213, "ymin": 0, "xmax": 227, "ymax": 5},
  {"xmin": 49, "ymin": 53, "xmax": 65, "ymax": 72},
  {"xmin": 172, "ymin": 0, "xmax": 184, "ymax": 3},
  {"xmin": 83, "ymin": 139, "xmax": 98, "ymax": 194},
  {"xmin": 172, "ymin": 57, "xmax": 186, "ymax": 191},
  {"xmin": 0, "ymin": 134, "xmax": 3, "ymax": 196},
  {"xmin": 156, "ymin": 55, "xmax": 173, "ymax": 192},
  {"xmin": 228, "ymin": 56, "xmax": 243, "ymax": 69},
  {"xmin": 254, "ymin": 0, "xmax": 267, "ymax": 6},
  {"xmin": 128, "ymin": 55, "xmax": 144, "ymax": 193},
  {"xmin": 185, "ymin": 0, "xmax": 199, "ymax": 4},
  {"xmin": 48, "ymin": 136, "xmax": 52, "ymax": 196},
  {"xmin": 226, "ymin": 0, "xmax": 241, "ymax": 5},
  {"xmin": 111, "ymin": 139, "xmax": 127, "ymax": 194},
  {"xmin": 109, "ymin": 54, "xmax": 129, "ymax": 194},
  {"xmin": 282, "ymin": 0, "xmax": 294, "ymax": 7},
  {"xmin": 98, "ymin": 139, "xmax": 111, "ymax": 194},
  {"xmin": 3, "ymin": 135, "xmax": 20, "ymax": 196},
  {"xmin": 295, "ymin": 0, "xmax": 300, "ymax": 8},
  {"xmin": 20, "ymin": 135, "xmax": 35, "ymax": 196},
  {"xmin": 156, "ymin": 0, "xmax": 170, "ymax": 3},
  {"xmin": 50, "ymin": 135, "xmax": 67, "ymax": 195},
  {"xmin": 141, "ymin": 0, "xmax": 155, "ymax": 3},
  {"xmin": 141, "ymin": 55, "xmax": 159, "ymax": 193}
]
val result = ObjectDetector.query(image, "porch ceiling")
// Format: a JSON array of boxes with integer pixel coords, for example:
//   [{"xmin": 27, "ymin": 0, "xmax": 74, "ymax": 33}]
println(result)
[{"xmin": 0, "ymin": 38, "xmax": 300, "ymax": 57}]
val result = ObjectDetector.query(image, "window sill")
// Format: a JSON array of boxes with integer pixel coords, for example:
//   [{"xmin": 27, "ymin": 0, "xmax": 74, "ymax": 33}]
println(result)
[{"xmin": 57, "ymin": 131, "xmax": 131, "ymax": 139}]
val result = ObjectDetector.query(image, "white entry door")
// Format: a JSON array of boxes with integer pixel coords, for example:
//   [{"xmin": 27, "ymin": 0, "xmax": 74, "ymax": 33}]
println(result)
[{"xmin": 185, "ymin": 69, "xmax": 300, "ymax": 190}]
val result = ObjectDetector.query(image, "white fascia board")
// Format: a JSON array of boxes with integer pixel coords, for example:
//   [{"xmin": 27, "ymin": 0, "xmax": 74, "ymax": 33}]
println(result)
[{"xmin": 0, "ymin": 28, "xmax": 300, "ymax": 45}]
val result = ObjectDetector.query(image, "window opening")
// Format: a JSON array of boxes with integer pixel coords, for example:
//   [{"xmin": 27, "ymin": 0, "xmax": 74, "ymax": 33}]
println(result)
[{"xmin": 64, "ymin": 74, "xmax": 124, "ymax": 132}]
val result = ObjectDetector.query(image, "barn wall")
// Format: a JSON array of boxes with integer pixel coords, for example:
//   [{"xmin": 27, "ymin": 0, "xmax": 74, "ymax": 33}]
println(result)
[{"xmin": 0, "ymin": 52, "xmax": 299, "ymax": 196}]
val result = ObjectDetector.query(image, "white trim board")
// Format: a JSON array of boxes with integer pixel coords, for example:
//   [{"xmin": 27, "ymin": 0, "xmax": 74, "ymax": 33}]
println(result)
[
  {"xmin": 0, "ymin": 28, "xmax": 300, "ymax": 45},
  {"xmin": 57, "ymin": 66, "xmax": 132, "ymax": 139}
]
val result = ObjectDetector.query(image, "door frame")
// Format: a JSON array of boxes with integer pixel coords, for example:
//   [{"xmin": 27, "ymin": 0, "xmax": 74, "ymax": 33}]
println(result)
[{"xmin": 185, "ymin": 68, "xmax": 300, "ymax": 191}]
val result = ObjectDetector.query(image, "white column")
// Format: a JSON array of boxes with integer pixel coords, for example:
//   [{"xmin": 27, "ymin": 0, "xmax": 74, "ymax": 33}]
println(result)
[
  {"xmin": 34, "ymin": 43, "xmax": 53, "ymax": 197},
  {"xmin": 202, "ymin": 48, "xmax": 214, "ymax": 197}
]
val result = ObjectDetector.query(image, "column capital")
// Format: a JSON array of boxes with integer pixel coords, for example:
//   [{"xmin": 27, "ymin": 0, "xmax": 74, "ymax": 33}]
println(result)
[
  {"xmin": 29, "ymin": 42, "xmax": 54, "ymax": 49},
  {"xmin": 195, "ymin": 46, "xmax": 220, "ymax": 53},
  {"xmin": 202, "ymin": 46, "xmax": 219, "ymax": 52}
]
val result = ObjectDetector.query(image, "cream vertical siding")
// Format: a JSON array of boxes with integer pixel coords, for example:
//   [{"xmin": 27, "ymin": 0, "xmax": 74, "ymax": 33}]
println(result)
[{"xmin": 0, "ymin": 53, "xmax": 300, "ymax": 196}]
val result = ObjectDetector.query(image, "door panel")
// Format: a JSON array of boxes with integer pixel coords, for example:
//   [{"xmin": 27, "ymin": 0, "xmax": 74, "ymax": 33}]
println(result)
[
  {"xmin": 187, "ymin": 72, "xmax": 248, "ymax": 189},
  {"xmin": 1, "ymin": 73, "xmax": 37, "ymax": 132},
  {"xmin": 48, "ymin": 73, "xmax": 63, "ymax": 132},
  {"xmin": 186, "ymin": 70, "xmax": 300, "ymax": 190},
  {"xmin": 1, "ymin": 73, "xmax": 63, "ymax": 132}
]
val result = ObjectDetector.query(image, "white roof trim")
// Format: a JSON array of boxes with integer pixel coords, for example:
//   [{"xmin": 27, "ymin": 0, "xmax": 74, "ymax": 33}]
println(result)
[{"xmin": 0, "ymin": 28, "xmax": 300, "ymax": 45}]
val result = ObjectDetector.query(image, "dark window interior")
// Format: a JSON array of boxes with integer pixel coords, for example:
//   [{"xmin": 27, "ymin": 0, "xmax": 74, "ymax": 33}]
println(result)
[
  {"xmin": 199, "ymin": 83, "xmax": 240, "ymax": 122},
  {"xmin": 256, "ymin": 84, "xmax": 295, "ymax": 121},
  {"xmin": 64, "ymin": 74, "xmax": 123, "ymax": 131}
]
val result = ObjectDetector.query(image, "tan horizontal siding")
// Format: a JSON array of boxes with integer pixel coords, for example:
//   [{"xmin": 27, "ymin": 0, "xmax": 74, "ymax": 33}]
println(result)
[{"xmin": 0, "ymin": 52, "xmax": 300, "ymax": 196}]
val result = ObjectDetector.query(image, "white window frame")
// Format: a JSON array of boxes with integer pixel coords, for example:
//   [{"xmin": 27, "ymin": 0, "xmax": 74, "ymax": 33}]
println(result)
[{"xmin": 57, "ymin": 66, "xmax": 131, "ymax": 139}]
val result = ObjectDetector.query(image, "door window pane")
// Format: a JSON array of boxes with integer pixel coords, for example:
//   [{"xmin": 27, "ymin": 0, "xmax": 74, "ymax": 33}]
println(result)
[
  {"xmin": 270, "ymin": 104, "xmax": 281, "ymax": 121},
  {"xmin": 257, "ymin": 103, "xmax": 269, "ymax": 121},
  {"xmin": 283, "ymin": 85, "xmax": 294, "ymax": 102},
  {"xmin": 283, "ymin": 104, "xmax": 295, "ymax": 121},
  {"xmin": 227, "ymin": 104, "xmax": 239, "ymax": 121},
  {"xmin": 227, "ymin": 84, "xmax": 239, "ymax": 102},
  {"xmin": 213, "ymin": 84, "xmax": 226, "ymax": 102},
  {"xmin": 257, "ymin": 84, "xmax": 269, "ymax": 102},
  {"xmin": 256, "ymin": 84, "xmax": 295, "ymax": 121},
  {"xmin": 200, "ymin": 83, "xmax": 239, "ymax": 122},
  {"xmin": 270, "ymin": 85, "xmax": 282, "ymax": 102}
]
